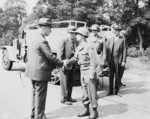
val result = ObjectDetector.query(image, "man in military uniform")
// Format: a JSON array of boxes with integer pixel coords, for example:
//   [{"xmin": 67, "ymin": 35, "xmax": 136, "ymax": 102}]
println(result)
[
  {"xmin": 67, "ymin": 27, "xmax": 99, "ymax": 119},
  {"xmin": 106, "ymin": 24, "xmax": 127, "ymax": 97},
  {"xmin": 89, "ymin": 24, "xmax": 107, "ymax": 78},
  {"xmin": 57, "ymin": 26, "xmax": 77, "ymax": 105}
]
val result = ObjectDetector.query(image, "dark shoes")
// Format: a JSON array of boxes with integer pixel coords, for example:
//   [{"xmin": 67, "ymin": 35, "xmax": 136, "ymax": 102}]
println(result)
[
  {"xmin": 88, "ymin": 108, "xmax": 98, "ymax": 119},
  {"xmin": 30, "ymin": 115, "xmax": 34, "ymax": 119},
  {"xmin": 61, "ymin": 97, "xmax": 76, "ymax": 105},
  {"xmin": 88, "ymin": 111, "xmax": 98, "ymax": 119},
  {"xmin": 77, "ymin": 109, "xmax": 90, "ymax": 117},
  {"xmin": 115, "ymin": 91, "xmax": 122, "ymax": 97},
  {"xmin": 68, "ymin": 98, "xmax": 77, "ymax": 102},
  {"xmin": 60, "ymin": 100, "xmax": 72, "ymax": 105},
  {"xmin": 119, "ymin": 83, "xmax": 126, "ymax": 87}
]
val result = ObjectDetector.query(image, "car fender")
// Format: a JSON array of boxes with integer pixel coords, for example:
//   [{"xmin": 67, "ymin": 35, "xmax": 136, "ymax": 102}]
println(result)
[{"xmin": 2, "ymin": 46, "xmax": 19, "ymax": 62}]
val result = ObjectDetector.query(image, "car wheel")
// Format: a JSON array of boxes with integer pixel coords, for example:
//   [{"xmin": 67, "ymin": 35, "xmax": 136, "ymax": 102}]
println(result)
[{"xmin": 2, "ymin": 49, "xmax": 13, "ymax": 70}]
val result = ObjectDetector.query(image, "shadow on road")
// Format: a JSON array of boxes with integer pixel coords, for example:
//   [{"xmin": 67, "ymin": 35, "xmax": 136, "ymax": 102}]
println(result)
[
  {"xmin": 11, "ymin": 68, "xmax": 25, "ymax": 72},
  {"xmin": 97, "ymin": 76, "xmax": 149, "ymax": 97},
  {"xmin": 46, "ymin": 103, "xmax": 128, "ymax": 119},
  {"xmin": 120, "ymin": 79, "xmax": 149, "ymax": 95},
  {"xmin": 98, "ymin": 103, "xmax": 128, "ymax": 118}
]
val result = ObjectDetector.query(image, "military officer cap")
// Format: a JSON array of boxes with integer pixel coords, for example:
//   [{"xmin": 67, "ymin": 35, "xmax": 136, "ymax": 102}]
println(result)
[{"xmin": 38, "ymin": 18, "xmax": 53, "ymax": 27}]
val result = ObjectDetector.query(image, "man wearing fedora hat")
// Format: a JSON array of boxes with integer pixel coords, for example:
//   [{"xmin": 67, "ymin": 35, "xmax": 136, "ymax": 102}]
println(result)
[
  {"xmin": 57, "ymin": 25, "xmax": 78, "ymax": 105},
  {"xmin": 106, "ymin": 24, "xmax": 127, "ymax": 97},
  {"xmin": 25, "ymin": 18, "xmax": 65, "ymax": 119}
]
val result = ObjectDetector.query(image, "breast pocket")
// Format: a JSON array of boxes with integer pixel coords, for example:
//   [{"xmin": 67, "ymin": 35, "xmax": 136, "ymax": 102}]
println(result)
[{"xmin": 80, "ymin": 52, "xmax": 90, "ymax": 63}]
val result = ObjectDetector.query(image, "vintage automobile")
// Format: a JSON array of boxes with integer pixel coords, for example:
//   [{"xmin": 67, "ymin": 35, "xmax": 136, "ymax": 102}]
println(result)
[
  {"xmin": 99, "ymin": 25, "xmax": 114, "ymax": 38},
  {"xmin": 1, "ymin": 20, "xmax": 86, "ymax": 84}
]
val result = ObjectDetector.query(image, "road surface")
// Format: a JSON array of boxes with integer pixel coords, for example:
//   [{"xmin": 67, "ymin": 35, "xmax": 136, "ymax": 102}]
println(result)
[{"xmin": 0, "ymin": 51, "xmax": 150, "ymax": 119}]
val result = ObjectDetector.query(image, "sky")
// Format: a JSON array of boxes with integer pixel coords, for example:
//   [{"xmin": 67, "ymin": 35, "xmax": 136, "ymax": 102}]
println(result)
[{"xmin": 0, "ymin": 0, "xmax": 39, "ymax": 14}]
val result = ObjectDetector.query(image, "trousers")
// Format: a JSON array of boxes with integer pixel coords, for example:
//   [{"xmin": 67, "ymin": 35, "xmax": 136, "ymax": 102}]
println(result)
[
  {"xmin": 80, "ymin": 70, "xmax": 98, "ymax": 108},
  {"xmin": 31, "ymin": 80, "xmax": 48, "ymax": 119}
]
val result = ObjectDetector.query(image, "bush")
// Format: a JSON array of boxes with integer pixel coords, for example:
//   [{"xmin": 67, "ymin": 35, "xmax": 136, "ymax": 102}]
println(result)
[
  {"xmin": 143, "ymin": 46, "xmax": 150, "ymax": 56},
  {"xmin": 140, "ymin": 46, "xmax": 150, "ymax": 63},
  {"xmin": 139, "ymin": 56, "xmax": 150, "ymax": 63},
  {"xmin": 127, "ymin": 47, "xmax": 140, "ymax": 57}
]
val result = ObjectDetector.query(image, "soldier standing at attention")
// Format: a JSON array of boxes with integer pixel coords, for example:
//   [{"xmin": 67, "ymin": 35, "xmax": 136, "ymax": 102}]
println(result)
[
  {"xmin": 67, "ymin": 27, "xmax": 99, "ymax": 119},
  {"xmin": 89, "ymin": 24, "xmax": 106, "ymax": 79}
]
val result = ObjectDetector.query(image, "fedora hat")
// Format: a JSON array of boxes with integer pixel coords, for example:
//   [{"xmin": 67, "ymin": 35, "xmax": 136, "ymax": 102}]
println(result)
[
  {"xmin": 67, "ymin": 25, "xmax": 76, "ymax": 33},
  {"xmin": 38, "ymin": 18, "xmax": 53, "ymax": 27},
  {"xmin": 112, "ymin": 24, "xmax": 122, "ymax": 31}
]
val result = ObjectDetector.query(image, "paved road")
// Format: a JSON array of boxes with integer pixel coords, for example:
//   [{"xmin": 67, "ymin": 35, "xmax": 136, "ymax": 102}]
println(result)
[{"xmin": 0, "ymin": 52, "xmax": 150, "ymax": 119}]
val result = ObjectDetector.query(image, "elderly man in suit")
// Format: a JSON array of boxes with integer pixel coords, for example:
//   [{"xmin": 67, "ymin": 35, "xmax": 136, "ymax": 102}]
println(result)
[
  {"xmin": 25, "ymin": 18, "xmax": 64, "ymax": 119},
  {"xmin": 57, "ymin": 25, "xmax": 78, "ymax": 105},
  {"xmin": 106, "ymin": 24, "xmax": 127, "ymax": 96}
]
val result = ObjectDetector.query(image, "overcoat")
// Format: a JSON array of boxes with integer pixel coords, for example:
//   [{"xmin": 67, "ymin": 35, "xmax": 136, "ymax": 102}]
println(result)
[
  {"xmin": 106, "ymin": 36, "xmax": 127, "ymax": 65},
  {"xmin": 25, "ymin": 31, "xmax": 63, "ymax": 81}
]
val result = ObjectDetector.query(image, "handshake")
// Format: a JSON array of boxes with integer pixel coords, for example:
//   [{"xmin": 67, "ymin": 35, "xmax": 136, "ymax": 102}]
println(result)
[{"xmin": 63, "ymin": 59, "xmax": 73, "ymax": 70}]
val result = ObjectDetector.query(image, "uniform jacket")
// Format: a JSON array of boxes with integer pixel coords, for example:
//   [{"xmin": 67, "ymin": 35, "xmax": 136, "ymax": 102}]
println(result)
[
  {"xmin": 25, "ymin": 31, "xmax": 63, "ymax": 81},
  {"xmin": 106, "ymin": 36, "xmax": 127, "ymax": 64},
  {"xmin": 68, "ymin": 42, "xmax": 98, "ymax": 79},
  {"xmin": 89, "ymin": 34, "xmax": 107, "ymax": 64}
]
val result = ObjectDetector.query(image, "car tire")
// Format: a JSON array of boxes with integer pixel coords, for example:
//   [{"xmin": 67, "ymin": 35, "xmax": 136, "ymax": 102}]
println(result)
[{"xmin": 2, "ymin": 49, "xmax": 13, "ymax": 70}]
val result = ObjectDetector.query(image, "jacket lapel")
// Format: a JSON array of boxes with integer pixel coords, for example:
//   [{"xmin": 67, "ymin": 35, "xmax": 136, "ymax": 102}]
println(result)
[
  {"xmin": 114, "ymin": 37, "xmax": 123, "ymax": 51},
  {"xmin": 110, "ymin": 37, "xmax": 115, "ymax": 52},
  {"xmin": 66, "ymin": 38, "xmax": 75, "ymax": 52}
]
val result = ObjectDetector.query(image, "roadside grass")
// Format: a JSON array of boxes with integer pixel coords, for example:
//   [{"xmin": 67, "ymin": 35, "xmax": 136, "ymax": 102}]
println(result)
[{"xmin": 125, "ymin": 57, "xmax": 150, "ymax": 77}]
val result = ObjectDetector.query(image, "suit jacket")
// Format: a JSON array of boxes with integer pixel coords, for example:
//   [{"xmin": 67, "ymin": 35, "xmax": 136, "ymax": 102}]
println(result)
[
  {"xmin": 25, "ymin": 31, "xmax": 63, "ymax": 81},
  {"xmin": 106, "ymin": 36, "xmax": 127, "ymax": 65},
  {"xmin": 57, "ymin": 36, "xmax": 78, "ymax": 60}
]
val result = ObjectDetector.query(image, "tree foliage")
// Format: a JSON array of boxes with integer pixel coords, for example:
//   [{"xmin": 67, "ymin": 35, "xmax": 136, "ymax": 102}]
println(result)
[
  {"xmin": 25, "ymin": 0, "xmax": 107, "ymax": 27},
  {"xmin": 0, "ymin": 0, "xmax": 150, "ymax": 49},
  {"xmin": 0, "ymin": 0, "xmax": 27, "ymax": 46}
]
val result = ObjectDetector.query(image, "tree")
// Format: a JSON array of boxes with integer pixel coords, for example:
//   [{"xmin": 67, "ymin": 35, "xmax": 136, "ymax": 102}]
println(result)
[
  {"xmin": 0, "ymin": 0, "xmax": 27, "ymax": 46},
  {"xmin": 28, "ymin": 0, "xmax": 108, "ymax": 27},
  {"xmin": 105, "ymin": 0, "xmax": 150, "ymax": 52}
]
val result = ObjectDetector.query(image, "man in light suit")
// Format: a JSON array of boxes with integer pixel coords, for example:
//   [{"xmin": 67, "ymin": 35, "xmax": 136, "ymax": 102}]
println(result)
[
  {"xmin": 57, "ymin": 26, "xmax": 78, "ymax": 105},
  {"xmin": 106, "ymin": 24, "xmax": 127, "ymax": 96},
  {"xmin": 25, "ymin": 18, "xmax": 64, "ymax": 119}
]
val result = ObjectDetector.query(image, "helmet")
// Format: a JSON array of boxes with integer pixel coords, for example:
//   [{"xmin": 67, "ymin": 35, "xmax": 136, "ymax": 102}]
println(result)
[
  {"xmin": 75, "ymin": 27, "xmax": 89, "ymax": 37},
  {"xmin": 91, "ymin": 24, "xmax": 100, "ymax": 31},
  {"xmin": 67, "ymin": 25, "xmax": 76, "ymax": 33}
]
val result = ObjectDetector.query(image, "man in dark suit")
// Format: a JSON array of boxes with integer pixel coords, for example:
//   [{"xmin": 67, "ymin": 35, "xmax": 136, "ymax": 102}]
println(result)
[
  {"xmin": 57, "ymin": 26, "xmax": 78, "ymax": 105},
  {"xmin": 106, "ymin": 24, "xmax": 127, "ymax": 96},
  {"xmin": 25, "ymin": 18, "xmax": 64, "ymax": 119}
]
